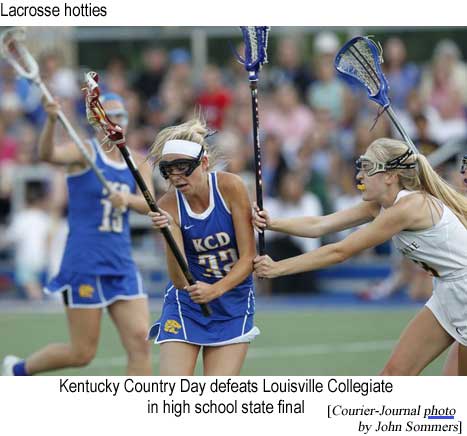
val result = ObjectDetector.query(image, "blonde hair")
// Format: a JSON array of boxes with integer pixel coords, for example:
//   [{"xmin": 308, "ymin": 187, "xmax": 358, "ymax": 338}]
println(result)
[
  {"xmin": 366, "ymin": 138, "xmax": 467, "ymax": 228},
  {"xmin": 148, "ymin": 116, "xmax": 218, "ymax": 170}
]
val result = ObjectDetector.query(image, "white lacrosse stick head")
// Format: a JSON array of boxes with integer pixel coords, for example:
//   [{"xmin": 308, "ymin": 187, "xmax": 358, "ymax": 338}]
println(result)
[{"xmin": 0, "ymin": 27, "xmax": 39, "ymax": 81}]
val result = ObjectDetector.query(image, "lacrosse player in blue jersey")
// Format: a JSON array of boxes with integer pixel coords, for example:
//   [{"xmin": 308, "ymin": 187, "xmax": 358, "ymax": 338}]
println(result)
[
  {"xmin": 147, "ymin": 117, "xmax": 259, "ymax": 376},
  {"xmin": 2, "ymin": 94, "xmax": 154, "ymax": 376}
]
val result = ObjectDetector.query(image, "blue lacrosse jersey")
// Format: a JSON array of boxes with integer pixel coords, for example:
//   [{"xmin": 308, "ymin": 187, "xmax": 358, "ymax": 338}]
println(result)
[
  {"xmin": 58, "ymin": 138, "xmax": 137, "ymax": 276},
  {"xmin": 167, "ymin": 172, "xmax": 255, "ymax": 320}
]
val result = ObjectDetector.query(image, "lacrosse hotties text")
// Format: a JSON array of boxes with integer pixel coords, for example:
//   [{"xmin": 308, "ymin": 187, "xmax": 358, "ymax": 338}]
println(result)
[{"xmin": 0, "ymin": 2, "xmax": 107, "ymax": 17}]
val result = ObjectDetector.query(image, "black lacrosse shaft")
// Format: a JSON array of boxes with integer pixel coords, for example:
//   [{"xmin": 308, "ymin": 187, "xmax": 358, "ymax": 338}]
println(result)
[
  {"xmin": 116, "ymin": 143, "xmax": 212, "ymax": 317},
  {"xmin": 249, "ymin": 81, "xmax": 266, "ymax": 255}
]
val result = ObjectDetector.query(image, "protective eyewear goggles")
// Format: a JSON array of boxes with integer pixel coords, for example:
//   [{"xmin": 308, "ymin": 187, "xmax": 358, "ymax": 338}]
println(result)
[
  {"xmin": 355, "ymin": 149, "xmax": 416, "ymax": 177},
  {"xmin": 159, "ymin": 148, "xmax": 204, "ymax": 179}
]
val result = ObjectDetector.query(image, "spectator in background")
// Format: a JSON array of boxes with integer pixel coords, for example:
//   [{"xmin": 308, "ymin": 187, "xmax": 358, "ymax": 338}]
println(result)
[
  {"xmin": 295, "ymin": 129, "xmax": 333, "ymax": 214},
  {"xmin": 262, "ymin": 83, "xmax": 315, "ymax": 158},
  {"xmin": 395, "ymin": 89, "xmax": 436, "ymax": 142},
  {"xmin": 0, "ymin": 84, "xmax": 26, "ymax": 137},
  {"xmin": 39, "ymin": 50, "xmax": 79, "ymax": 100},
  {"xmin": 413, "ymin": 113, "xmax": 440, "ymax": 156},
  {"xmin": 260, "ymin": 133, "xmax": 288, "ymax": 198},
  {"xmin": 216, "ymin": 129, "xmax": 255, "ymax": 197},
  {"xmin": 224, "ymin": 82, "xmax": 256, "ymax": 146},
  {"xmin": 420, "ymin": 39, "xmax": 467, "ymax": 143},
  {"xmin": 167, "ymin": 48, "xmax": 193, "ymax": 101},
  {"xmin": 133, "ymin": 46, "xmax": 167, "ymax": 101},
  {"xmin": 0, "ymin": 61, "xmax": 41, "ymax": 127},
  {"xmin": 196, "ymin": 64, "xmax": 232, "ymax": 130},
  {"xmin": 0, "ymin": 118, "xmax": 18, "ymax": 223},
  {"xmin": 313, "ymin": 31, "xmax": 340, "ymax": 61},
  {"xmin": 261, "ymin": 171, "xmax": 322, "ymax": 294},
  {"xmin": 0, "ymin": 117, "xmax": 18, "ymax": 164},
  {"xmin": 14, "ymin": 123, "xmax": 39, "ymax": 166},
  {"xmin": 123, "ymin": 90, "xmax": 143, "ymax": 129},
  {"xmin": 307, "ymin": 31, "xmax": 347, "ymax": 125},
  {"xmin": 146, "ymin": 71, "xmax": 193, "ymax": 131},
  {"xmin": 431, "ymin": 40, "xmax": 467, "ymax": 105},
  {"xmin": 103, "ymin": 56, "xmax": 131, "ymax": 98},
  {"xmin": 382, "ymin": 37, "xmax": 420, "ymax": 110},
  {"xmin": 268, "ymin": 36, "xmax": 312, "ymax": 99},
  {"xmin": 307, "ymin": 54, "xmax": 347, "ymax": 123},
  {"xmin": 0, "ymin": 181, "xmax": 52, "ymax": 300},
  {"xmin": 144, "ymin": 48, "xmax": 194, "ymax": 132}
]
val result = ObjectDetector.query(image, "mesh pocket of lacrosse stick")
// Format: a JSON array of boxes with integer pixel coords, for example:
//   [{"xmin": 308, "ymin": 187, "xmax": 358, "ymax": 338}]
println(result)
[
  {"xmin": 237, "ymin": 26, "xmax": 270, "ymax": 79},
  {"xmin": 334, "ymin": 36, "xmax": 390, "ymax": 109},
  {"xmin": 0, "ymin": 27, "xmax": 39, "ymax": 80}
]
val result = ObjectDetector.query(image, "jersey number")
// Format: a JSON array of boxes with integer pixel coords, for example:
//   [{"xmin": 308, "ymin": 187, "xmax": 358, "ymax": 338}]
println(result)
[
  {"xmin": 99, "ymin": 182, "xmax": 130, "ymax": 233},
  {"xmin": 198, "ymin": 248, "xmax": 238, "ymax": 279}
]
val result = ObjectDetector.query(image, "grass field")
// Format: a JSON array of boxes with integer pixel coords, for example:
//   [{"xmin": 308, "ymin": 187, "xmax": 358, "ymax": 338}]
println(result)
[{"xmin": 0, "ymin": 305, "xmax": 448, "ymax": 375}]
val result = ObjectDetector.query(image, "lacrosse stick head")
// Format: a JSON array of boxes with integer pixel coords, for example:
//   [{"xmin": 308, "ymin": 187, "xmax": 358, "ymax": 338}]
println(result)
[
  {"xmin": 0, "ymin": 27, "xmax": 39, "ymax": 81},
  {"xmin": 237, "ymin": 26, "xmax": 270, "ymax": 80},
  {"xmin": 334, "ymin": 36, "xmax": 390, "ymax": 109},
  {"xmin": 83, "ymin": 71, "xmax": 125, "ymax": 147}
]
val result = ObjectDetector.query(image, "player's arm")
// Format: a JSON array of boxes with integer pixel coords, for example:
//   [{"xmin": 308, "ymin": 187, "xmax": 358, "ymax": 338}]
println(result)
[
  {"xmin": 38, "ymin": 100, "xmax": 87, "ymax": 166},
  {"xmin": 153, "ymin": 192, "xmax": 189, "ymax": 290},
  {"xmin": 212, "ymin": 172, "xmax": 256, "ymax": 296},
  {"xmin": 255, "ymin": 197, "xmax": 415, "ymax": 278},
  {"xmin": 258, "ymin": 200, "xmax": 377, "ymax": 238}
]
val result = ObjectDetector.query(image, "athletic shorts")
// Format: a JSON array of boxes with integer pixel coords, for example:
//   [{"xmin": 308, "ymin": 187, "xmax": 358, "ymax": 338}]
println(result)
[
  {"xmin": 148, "ymin": 288, "xmax": 260, "ymax": 346},
  {"xmin": 45, "ymin": 269, "xmax": 146, "ymax": 309},
  {"xmin": 426, "ymin": 273, "xmax": 467, "ymax": 346}
]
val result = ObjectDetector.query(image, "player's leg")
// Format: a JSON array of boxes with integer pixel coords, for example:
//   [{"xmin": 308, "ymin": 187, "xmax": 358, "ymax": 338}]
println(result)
[
  {"xmin": 159, "ymin": 342, "xmax": 200, "ymax": 375},
  {"xmin": 380, "ymin": 307, "xmax": 454, "ymax": 375},
  {"xmin": 442, "ymin": 342, "xmax": 458, "ymax": 375},
  {"xmin": 203, "ymin": 343, "xmax": 249, "ymax": 376},
  {"xmin": 108, "ymin": 298, "xmax": 152, "ymax": 375},
  {"xmin": 24, "ymin": 305, "xmax": 102, "ymax": 374}
]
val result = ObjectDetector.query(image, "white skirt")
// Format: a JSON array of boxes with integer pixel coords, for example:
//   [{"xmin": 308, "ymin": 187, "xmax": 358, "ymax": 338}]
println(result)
[{"xmin": 426, "ymin": 273, "xmax": 467, "ymax": 346}]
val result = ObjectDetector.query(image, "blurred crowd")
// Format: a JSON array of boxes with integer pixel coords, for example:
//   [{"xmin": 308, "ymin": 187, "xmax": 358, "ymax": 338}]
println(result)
[{"xmin": 1, "ymin": 30, "xmax": 466, "ymax": 298}]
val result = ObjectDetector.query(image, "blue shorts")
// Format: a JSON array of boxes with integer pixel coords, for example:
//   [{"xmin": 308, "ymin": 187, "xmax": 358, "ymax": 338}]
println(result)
[
  {"xmin": 148, "ymin": 288, "xmax": 260, "ymax": 346},
  {"xmin": 45, "ymin": 269, "xmax": 145, "ymax": 308}
]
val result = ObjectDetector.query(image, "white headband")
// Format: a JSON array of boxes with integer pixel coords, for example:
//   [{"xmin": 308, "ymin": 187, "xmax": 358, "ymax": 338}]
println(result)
[{"xmin": 162, "ymin": 140, "xmax": 203, "ymax": 158}]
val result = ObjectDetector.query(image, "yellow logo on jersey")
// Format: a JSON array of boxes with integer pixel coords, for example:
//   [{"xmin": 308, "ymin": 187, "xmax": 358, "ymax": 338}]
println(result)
[
  {"xmin": 78, "ymin": 284, "xmax": 95, "ymax": 298},
  {"xmin": 164, "ymin": 319, "xmax": 182, "ymax": 334}
]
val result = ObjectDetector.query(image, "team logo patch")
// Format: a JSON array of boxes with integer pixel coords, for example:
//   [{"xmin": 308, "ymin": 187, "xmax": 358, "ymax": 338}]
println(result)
[
  {"xmin": 164, "ymin": 319, "xmax": 182, "ymax": 334},
  {"xmin": 78, "ymin": 284, "xmax": 95, "ymax": 298}
]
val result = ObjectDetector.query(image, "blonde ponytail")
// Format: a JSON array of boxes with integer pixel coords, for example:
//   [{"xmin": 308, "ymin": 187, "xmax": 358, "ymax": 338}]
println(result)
[{"xmin": 416, "ymin": 154, "xmax": 467, "ymax": 228}]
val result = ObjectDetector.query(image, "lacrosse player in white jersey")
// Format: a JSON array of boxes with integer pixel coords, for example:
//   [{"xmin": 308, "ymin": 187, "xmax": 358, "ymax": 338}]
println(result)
[{"xmin": 254, "ymin": 138, "xmax": 467, "ymax": 375}]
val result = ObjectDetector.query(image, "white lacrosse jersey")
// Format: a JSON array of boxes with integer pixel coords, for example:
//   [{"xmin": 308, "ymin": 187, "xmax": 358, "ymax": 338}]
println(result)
[{"xmin": 386, "ymin": 189, "xmax": 467, "ymax": 279}]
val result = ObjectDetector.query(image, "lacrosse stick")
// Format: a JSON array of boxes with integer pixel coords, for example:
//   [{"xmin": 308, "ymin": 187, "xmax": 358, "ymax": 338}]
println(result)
[
  {"xmin": 84, "ymin": 71, "xmax": 212, "ymax": 317},
  {"xmin": 0, "ymin": 27, "xmax": 112, "ymax": 194},
  {"xmin": 236, "ymin": 26, "xmax": 270, "ymax": 255},
  {"xmin": 334, "ymin": 36, "xmax": 418, "ymax": 155}
]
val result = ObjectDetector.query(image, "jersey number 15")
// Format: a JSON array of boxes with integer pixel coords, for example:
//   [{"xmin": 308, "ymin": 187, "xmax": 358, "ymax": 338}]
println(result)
[{"xmin": 99, "ymin": 183, "xmax": 131, "ymax": 233}]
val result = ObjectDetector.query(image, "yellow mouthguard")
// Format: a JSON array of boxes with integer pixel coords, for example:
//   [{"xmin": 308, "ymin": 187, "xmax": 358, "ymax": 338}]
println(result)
[{"xmin": 357, "ymin": 184, "xmax": 366, "ymax": 191}]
